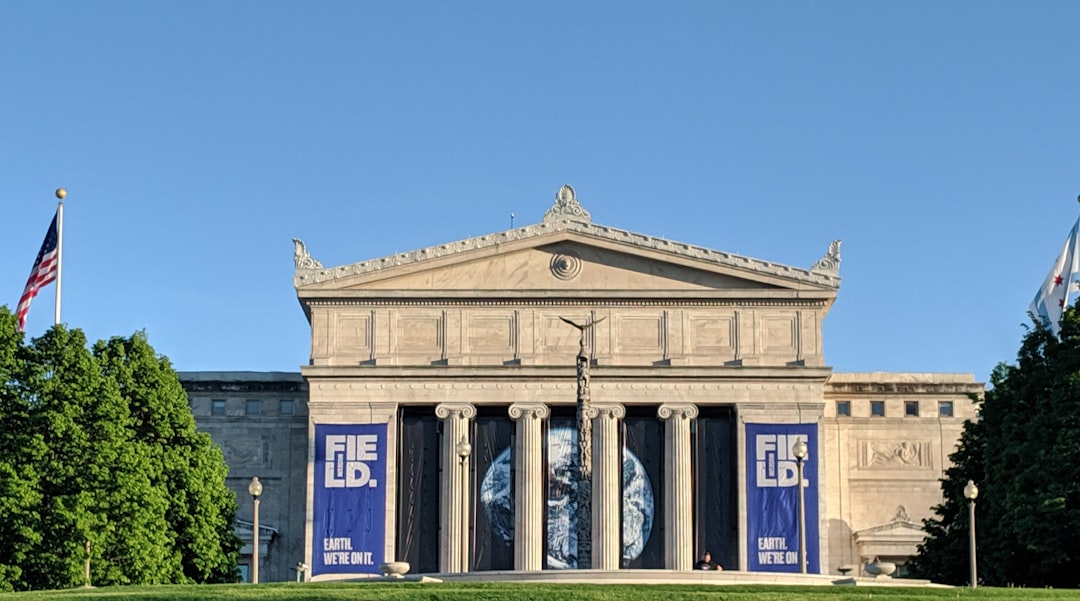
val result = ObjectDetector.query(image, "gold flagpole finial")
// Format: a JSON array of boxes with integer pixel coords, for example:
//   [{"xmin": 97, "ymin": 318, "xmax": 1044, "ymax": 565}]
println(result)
[{"xmin": 55, "ymin": 188, "xmax": 67, "ymax": 200}]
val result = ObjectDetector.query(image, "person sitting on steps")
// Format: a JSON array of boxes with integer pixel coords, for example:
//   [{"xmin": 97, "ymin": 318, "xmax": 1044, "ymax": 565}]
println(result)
[{"xmin": 694, "ymin": 551, "xmax": 722, "ymax": 570}]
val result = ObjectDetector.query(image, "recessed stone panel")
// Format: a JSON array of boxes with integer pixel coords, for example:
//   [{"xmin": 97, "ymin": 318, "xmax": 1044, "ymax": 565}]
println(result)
[
  {"xmin": 396, "ymin": 315, "xmax": 442, "ymax": 351},
  {"xmin": 540, "ymin": 313, "xmax": 586, "ymax": 352},
  {"xmin": 615, "ymin": 316, "xmax": 662, "ymax": 352},
  {"xmin": 688, "ymin": 315, "xmax": 735, "ymax": 352},
  {"xmin": 762, "ymin": 316, "xmax": 796, "ymax": 352},
  {"xmin": 466, "ymin": 314, "xmax": 514, "ymax": 352},
  {"xmin": 336, "ymin": 313, "xmax": 372, "ymax": 353}
]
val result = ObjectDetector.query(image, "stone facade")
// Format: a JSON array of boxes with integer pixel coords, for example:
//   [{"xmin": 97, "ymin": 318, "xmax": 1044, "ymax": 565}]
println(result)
[
  {"xmin": 183, "ymin": 185, "xmax": 982, "ymax": 581},
  {"xmin": 182, "ymin": 372, "xmax": 309, "ymax": 583}
]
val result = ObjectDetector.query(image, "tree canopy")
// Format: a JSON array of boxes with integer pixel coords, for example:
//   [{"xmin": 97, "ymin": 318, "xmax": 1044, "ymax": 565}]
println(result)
[
  {"xmin": 0, "ymin": 307, "xmax": 240, "ymax": 591},
  {"xmin": 909, "ymin": 309, "xmax": 1080, "ymax": 587}
]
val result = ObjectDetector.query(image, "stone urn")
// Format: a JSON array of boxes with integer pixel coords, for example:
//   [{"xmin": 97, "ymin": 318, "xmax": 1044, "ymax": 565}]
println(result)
[
  {"xmin": 864, "ymin": 558, "xmax": 897, "ymax": 577},
  {"xmin": 379, "ymin": 561, "xmax": 411, "ymax": 578}
]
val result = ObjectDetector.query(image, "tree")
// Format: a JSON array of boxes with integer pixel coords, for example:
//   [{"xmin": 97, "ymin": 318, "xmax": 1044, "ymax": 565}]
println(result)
[
  {"xmin": 0, "ymin": 308, "xmax": 239, "ymax": 590},
  {"xmin": 909, "ymin": 310, "xmax": 1080, "ymax": 587},
  {"xmin": 93, "ymin": 333, "xmax": 240, "ymax": 583}
]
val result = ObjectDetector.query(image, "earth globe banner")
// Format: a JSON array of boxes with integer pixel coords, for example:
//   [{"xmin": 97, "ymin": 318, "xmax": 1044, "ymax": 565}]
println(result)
[
  {"xmin": 312, "ymin": 423, "xmax": 387, "ymax": 576},
  {"xmin": 745, "ymin": 423, "xmax": 820, "ymax": 573}
]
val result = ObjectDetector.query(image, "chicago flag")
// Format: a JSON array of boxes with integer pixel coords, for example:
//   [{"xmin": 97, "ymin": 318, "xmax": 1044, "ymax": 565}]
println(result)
[{"xmin": 1030, "ymin": 217, "xmax": 1080, "ymax": 336}]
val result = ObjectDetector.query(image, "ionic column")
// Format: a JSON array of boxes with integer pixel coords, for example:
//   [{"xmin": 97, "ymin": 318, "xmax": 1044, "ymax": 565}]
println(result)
[
  {"xmin": 589, "ymin": 402, "xmax": 625, "ymax": 570},
  {"xmin": 436, "ymin": 402, "xmax": 476, "ymax": 573},
  {"xmin": 508, "ymin": 402, "xmax": 549, "ymax": 571},
  {"xmin": 658, "ymin": 403, "xmax": 698, "ymax": 570}
]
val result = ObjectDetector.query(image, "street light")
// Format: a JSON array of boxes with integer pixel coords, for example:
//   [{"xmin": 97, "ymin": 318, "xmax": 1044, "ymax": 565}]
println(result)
[
  {"xmin": 455, "ymin": 438, "xmax": 472, "ymax": 573},
  {"xmin": 248, "ymin": 476, "xmax": 263, "ymax": 584},
  {"xmin": 964, "ymin": 479, "xmax": 979, "ymax": 588},
  {"xmin": 791, "ymin": 438, "xmax": 809, "ymax": 574}
]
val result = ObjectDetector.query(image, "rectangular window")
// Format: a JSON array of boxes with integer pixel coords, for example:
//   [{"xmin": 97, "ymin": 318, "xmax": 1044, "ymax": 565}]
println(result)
[
  {"xmin": 836, "ymin": 401, "xmax": 851, "ymax": 416},
  {"xmin": 211, "ymin": 399, "xmax": 226, "ymax": 416},
  {"xmin": 939, "ymin": 401, "xmax": 954, "ymax": 417},
  {"xmin": 245, "ymin": 400, "xmax": 261, "ymax": 415},
  {"xmin": 870, "ymin": 400, "xmax": 885, "ymax": 417},
  {"xmin": 905, "ymin": 401, "xmax": 920, "ymax": 417},
  {"xmin": 280, "ymin": 399, "xmax": 295, "ymax": 415}
]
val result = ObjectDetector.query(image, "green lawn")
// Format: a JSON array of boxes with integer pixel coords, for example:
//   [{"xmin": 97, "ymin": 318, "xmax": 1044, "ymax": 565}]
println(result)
[{"xmin": 1, "ymin": 583, "xmax": 1077, "ymax": 601}]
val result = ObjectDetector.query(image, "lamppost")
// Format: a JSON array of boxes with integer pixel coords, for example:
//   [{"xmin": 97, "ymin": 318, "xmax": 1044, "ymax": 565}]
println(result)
[
  {"xmin": 791, "ymin": 438, "xmax": 808, "ymax": 574},
  {"xmin": 964, "ymin": 479, "xmax": 979, "ymax": 588},
  {"xmin": 248, "ymin": 476, "xmax": 263, "ymax": 584},
  {"xmin": 456, "ymin": 438, "xmax": 472, "ymax": 572}
]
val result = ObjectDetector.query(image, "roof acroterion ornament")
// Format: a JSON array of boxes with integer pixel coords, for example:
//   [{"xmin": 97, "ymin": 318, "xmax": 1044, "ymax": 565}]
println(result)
[
  {"xmin": 543, "ymin": 184, "xmax": 592, "ymax": 224},
  {"xmin": 811, "ymin": 240, "xmax": 842, "ymax": 275},
  {"xmin": 293, "ymin": 238, "xmax": 324, "ymax": 270}
]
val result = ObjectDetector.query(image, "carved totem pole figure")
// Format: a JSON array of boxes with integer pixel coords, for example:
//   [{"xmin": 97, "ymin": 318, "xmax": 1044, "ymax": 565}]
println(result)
[{"xmin": 560, "ymin": 315, "xmax": 605, "ymax": 568}]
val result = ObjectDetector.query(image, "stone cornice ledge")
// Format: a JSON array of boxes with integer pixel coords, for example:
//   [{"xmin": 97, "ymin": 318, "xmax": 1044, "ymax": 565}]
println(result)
[
  {"xmin": 301, "ymin": 365, "xmax": 835, "ymax": 380},
  {"xmin": 294, "ymin": 219, "xmax": 841, "ymax": 289}
]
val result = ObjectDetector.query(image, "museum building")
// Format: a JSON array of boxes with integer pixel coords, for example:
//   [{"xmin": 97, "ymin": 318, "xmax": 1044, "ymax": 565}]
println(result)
[{"xmin": 182, "ymin": 185, "xmax": 982, "ymax": 581}]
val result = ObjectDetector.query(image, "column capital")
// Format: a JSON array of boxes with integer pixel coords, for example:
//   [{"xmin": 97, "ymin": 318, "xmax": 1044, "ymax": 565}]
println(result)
[
  {"xmin": 658, "ymin": 403, "xmax": 699, "ymax": 421},
  {"xmin": 509, "ymin": 402, "xmax": 550, "ymax": 421},
  {"xmin": 587, "ymin": 402, "xmax": 625, "ymax": 420},
  {"xmin": 435, "ymin": 402, "xmax": 477, "ymax": 420}
]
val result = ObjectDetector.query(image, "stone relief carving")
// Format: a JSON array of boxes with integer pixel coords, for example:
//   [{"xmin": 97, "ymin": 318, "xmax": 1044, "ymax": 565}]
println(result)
[
  {"xmin": 550, "ymin": 250, "xmax": 583, "ymax": 280},
  {"xmin": 859, "ymin": 441, "xmax": 932, "ymax": 469},
  {"xmin": 292, "ymin": 238, "xmax": 323, "ymax": 270},
  {"xmin": 543, "ymin": 184, "xmax": 592, "ymax": 224},
  {"xmin": 811, "ymin": 240, "xmax": 842, "ymax": 274},
  {"xmin": 220, "ymin": 437, "xmax": 268, "ymax": 468},
  {"xmin": 892, "ymin": 505, "xmax": 911, "ymax": 523}
]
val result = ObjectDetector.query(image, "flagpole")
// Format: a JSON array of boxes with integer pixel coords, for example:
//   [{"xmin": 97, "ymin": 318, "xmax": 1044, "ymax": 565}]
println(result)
[
  {"xmin": 1065, "ymin": 196, "xmax": 1080, "ymax": 318},
  {"xmin": 54, "ymin": 187, "xmax": 66, "ymax": 326}
]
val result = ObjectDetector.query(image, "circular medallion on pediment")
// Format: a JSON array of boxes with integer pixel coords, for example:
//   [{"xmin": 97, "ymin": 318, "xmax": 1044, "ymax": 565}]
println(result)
[{"xmin": 550, "ymin": 251, "xmax": 582, "ymax": 280}]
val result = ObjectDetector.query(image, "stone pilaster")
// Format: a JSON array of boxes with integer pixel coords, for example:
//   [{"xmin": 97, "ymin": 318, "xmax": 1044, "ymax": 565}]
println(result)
[
  {"xmin": 508, "ymin": 402, "xmax": 550, "ymax": 571},
  {"xmin": 435, "ymin": 402, "xmax": 476, "ymax": 573},
  {"xmin": 658, "ymin": 403, "xmax": 699, "ymax": 570},
  {"xmin": 588, "ymin": 402, "xmax": 625, "ymax": 570}
]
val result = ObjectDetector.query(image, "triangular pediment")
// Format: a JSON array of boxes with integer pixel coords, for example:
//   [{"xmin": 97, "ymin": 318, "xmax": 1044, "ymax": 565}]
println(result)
[{"xmin": 295, "ymin": 219, "xmax": 840, "ymax": 297}]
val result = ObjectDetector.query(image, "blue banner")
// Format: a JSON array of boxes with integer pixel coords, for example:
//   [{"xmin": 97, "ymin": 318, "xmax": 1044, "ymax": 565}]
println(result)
[
  {"xmin": 312, "ymin": 423, "xmax": 387, "ymax": 575},
  {"xmin": 745, "ymin": 423, "xmax": 819, "ymax": 573}
]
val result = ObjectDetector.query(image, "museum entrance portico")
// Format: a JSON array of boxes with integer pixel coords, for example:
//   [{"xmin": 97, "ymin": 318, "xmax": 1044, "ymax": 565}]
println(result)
[
  {"xmin": 302, "ymin": 367, "xmax": 829, "ymax": 576},
  {"xmin": 296, "ymin": 185, "xmax": 842, "ymax": 578}
]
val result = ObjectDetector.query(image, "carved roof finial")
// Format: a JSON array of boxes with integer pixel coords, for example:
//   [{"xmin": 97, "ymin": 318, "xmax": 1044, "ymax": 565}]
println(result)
[
  {"xmin": 543, "ymin": 184, "xmax": 592, "ymax": 224},
  {"xmin": 811, "ymin": 239, "xmax": 841, "ymax": 274},
  {"xmin": 293, "ymin": 238, "xmax": 323, "ymax": 270}
]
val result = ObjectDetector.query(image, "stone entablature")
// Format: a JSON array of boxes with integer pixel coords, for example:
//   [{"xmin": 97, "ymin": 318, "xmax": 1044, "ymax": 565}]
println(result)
[
  {"xmin": 826, "ymin": 372, "xmax": 984, "ymax": 397},
  {"xmin": 305, "ymin": 304, "xmax": 828, "ymax": 368},
  {"xmin": 180, "ymin": 371, "xmax": 308, "ymax": 395}
]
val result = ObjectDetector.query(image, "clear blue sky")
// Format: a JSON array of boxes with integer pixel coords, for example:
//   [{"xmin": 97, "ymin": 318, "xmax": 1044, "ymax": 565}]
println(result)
[{"xmin": 3, "ymin": 2, "xmax": 1078, "ymax": 383}]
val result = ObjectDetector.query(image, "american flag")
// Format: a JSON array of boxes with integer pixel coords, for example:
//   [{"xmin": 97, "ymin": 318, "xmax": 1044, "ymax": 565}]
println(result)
[{"xmin": 16, "ymin": 211, "xmax": 59, "ymax": 332}]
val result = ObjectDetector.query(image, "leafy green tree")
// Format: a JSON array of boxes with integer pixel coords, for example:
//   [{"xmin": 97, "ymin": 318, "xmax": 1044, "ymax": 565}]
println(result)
[
  {"xmin": 0, "ymin": 308, "xmax": 36, "ymax": 592},
  {"xmin": 910, "ymin": 310, "xmax": 1080, "ymax": 587},
  {"xmin": 94, "ymin": 333, "xmax": 240, "ymax": 583},
  {"xmin": 0, "ymin": 308, "xmax": 239, "ymax": 590}
]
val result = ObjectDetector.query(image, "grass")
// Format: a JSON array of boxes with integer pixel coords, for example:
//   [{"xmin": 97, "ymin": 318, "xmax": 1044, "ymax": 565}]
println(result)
[{"xmin": 2, "ymin": 582, "xmax": 1079, "ymax": 601}]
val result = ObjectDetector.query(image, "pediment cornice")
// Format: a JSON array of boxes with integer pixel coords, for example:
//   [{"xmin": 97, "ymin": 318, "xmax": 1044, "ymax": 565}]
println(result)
[{"xmin": 294, "ymin": 218, "xmax": 841, "ymax": 290}]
